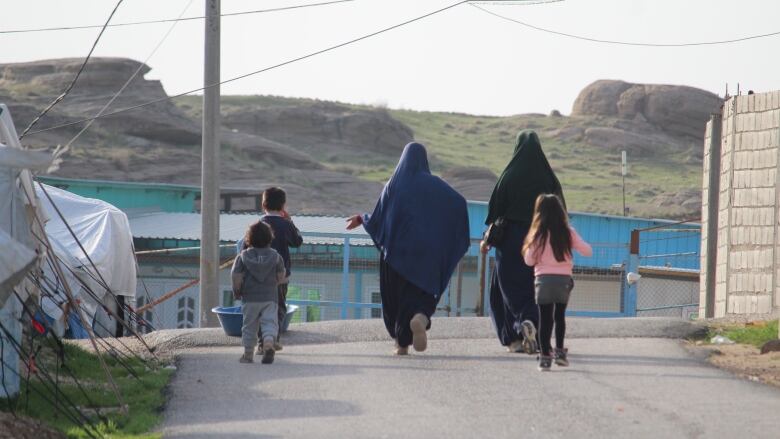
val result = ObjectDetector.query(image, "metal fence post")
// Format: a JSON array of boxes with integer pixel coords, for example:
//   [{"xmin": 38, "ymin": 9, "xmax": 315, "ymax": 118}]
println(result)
[
  {"xmin": 624, "ymin": 230, "xmax": 640, "ymax": 317},
  {"xmin": 341, "ymin": 237, "xmax": 350, "ymax": 319}
]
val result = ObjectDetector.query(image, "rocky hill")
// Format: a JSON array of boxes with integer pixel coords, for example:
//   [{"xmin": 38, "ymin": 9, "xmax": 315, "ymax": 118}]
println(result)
[{"xmin": 1, "ymin": 58, "xmax": 720, "ymax": 218}]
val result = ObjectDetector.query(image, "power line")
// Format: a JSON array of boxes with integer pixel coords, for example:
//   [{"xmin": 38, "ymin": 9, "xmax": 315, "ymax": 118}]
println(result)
[
  {"xmin": 18, "ymin": 0, "xmax": 125, "ymax": 139},
  {"xmin": 24, "ymin": 0, "xmax": 470, "ymax": 138},
  {"xmin": 0, "ymin": 0, "xmax": 356, "ymax": 35},
  {"xmin": 471, "ymin": 3, "xmax": 780, "ymax": 47}
]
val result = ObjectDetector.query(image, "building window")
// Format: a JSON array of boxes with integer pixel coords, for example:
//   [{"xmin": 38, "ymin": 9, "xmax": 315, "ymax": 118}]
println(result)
[
  {"xmin": 371, "ymin": 292, "xmax": 382, "ymax": 319},
  {"xmin": 177, "ymin": 297, "xmax": 195, "ymax": 328}
]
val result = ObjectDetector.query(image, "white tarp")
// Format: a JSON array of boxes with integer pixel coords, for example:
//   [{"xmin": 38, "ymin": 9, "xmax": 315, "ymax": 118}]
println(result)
[{"xmin": 36, "ymin": 184, "xmax": 137, "ymax": 299}]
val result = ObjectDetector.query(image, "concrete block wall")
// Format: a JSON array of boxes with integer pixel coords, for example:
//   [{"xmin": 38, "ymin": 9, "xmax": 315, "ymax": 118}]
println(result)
[{"xmin": 703, "ymin": 91, "xmax": 780, "ymax": 318}]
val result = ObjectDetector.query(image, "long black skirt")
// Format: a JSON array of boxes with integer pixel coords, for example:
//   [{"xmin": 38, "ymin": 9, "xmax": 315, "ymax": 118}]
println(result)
[
  {"xmin": 379, "ymin": 256, "xmax": 438, "ymax": 348},
  {"xmin": 489, "ymin": 221, "xmax": 539, "ymax": 346}
]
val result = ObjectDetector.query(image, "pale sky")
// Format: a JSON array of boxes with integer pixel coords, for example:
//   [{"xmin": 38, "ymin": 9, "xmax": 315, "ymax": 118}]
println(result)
[{"xmin": 1, "ymin": 0, "xmax": 778, "ymax": 116}]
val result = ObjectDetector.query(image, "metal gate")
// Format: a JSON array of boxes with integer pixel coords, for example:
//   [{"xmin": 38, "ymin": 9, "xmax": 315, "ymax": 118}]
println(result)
[{"xmin": 627, "ymin": 220, "xmax": 701, "ymax": 319}]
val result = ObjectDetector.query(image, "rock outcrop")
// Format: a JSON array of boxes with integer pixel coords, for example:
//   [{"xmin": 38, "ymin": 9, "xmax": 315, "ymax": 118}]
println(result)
[
  {"xmin": 221, "ymin": 102, "xmax": 413, "ymax": 153},
  {"xmin": 572, "ymin": 80, "xmax": 722, "ymax": 139},
  {"xmin": 0, "ymin": 58, "xmax": 395, "ymax": 214}
]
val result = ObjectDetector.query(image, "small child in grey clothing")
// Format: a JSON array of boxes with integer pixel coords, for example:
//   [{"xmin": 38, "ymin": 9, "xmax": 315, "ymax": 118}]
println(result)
[{"xmin": 232, "ymin": 221, "xmax": 286, "ymax": 364}]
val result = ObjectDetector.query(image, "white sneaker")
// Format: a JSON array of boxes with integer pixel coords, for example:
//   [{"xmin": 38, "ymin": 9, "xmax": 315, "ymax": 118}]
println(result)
[{"xmin": 520, "ymin": 320, "xmax": 538, "ymax": 355}]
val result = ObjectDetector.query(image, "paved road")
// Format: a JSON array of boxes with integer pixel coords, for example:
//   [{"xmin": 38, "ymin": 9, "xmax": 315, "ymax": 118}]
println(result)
[{"xmin": 162, "ymin": 335, "xmax": 780, "ymax": 439}]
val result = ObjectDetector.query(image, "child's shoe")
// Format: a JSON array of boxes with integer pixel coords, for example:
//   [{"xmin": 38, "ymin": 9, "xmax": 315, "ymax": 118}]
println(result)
[
  {"xmin": 261, "ymin": 338, "xmax": 275, "ymax": 364},
  {"xmin": 520, "ymin": 320, "xmax": 538, "ymax": 355},
  {"xmin": 239, "ymin": 351, "xmax": 254, "ymax": 364},
  {"xmin": 538, "ymin": 355, "xmax": 552, "ymax": 372},
  {"xmin": 410, "ymin": 313, "xmax": 428, "ymax": 352},
  {"xmin": 554, "ymin": 348, "xmax": 569, "ymax": 367}
]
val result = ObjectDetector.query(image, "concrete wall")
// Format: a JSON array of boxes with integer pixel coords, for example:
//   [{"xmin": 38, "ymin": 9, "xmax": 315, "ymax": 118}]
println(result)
[{"xmin": 700, "ymin": 91, "xmax": 780, "ymax": 318}]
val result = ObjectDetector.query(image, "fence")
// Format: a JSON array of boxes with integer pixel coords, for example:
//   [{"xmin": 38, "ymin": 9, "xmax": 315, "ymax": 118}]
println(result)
[
  {"xmin": 135, "ymin": 224, "xmax": 703, "ymax": 330},
  {"xmin": 629, "ymin": 220, "xmax": 702, "ymax": 319},
  {"xmin": 281, "ymin": 233, "xmax": 632, "ymax": 322}
]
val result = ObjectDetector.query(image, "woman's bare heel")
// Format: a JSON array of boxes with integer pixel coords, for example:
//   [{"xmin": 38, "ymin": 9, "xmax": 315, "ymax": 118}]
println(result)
[{"xmin": 410, "ymin": 314, "xmax": 429, "ymax": 352}]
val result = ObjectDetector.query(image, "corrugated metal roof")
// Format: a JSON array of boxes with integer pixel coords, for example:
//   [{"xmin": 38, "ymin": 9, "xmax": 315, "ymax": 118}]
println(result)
[{"xmin": 128, "ymin": 212, "xmax": 374, "ymax": 246}]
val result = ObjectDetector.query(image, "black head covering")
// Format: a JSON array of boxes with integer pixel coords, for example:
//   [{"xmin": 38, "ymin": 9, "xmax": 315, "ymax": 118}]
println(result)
[{"xmin": 485, "ymin": 130, "xmax": 565, "ymax": 225}]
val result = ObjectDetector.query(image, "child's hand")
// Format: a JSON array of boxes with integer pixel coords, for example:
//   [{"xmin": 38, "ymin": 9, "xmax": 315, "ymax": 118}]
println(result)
[{"xmin": 480, "ymin": 240, "xmax": 491, "ymax": 254}]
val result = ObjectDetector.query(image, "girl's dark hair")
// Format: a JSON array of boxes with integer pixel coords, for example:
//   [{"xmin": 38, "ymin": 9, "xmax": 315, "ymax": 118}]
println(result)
[
  {"xmin": 245, "ymin": 221, "xmax": 274, "ymax": 248},
  {"xmin": 523, "ymin": 194, "xmax": 571, "ymax": 262}
]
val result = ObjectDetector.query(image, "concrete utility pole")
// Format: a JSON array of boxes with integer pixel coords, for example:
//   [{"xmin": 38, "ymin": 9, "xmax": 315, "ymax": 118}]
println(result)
[{"xmin": 199, "ymin": 0, "xmax": 220, "ymax": 327}]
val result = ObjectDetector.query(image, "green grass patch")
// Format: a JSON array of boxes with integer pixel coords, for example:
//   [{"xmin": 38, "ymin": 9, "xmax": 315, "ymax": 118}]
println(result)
[
  {"xmin": 708, "ymin": 320, "xmax": 779, "ymax": 348},
  {"xmin": 1, "ymin": 339, "xmax": 172, "ymax": 439}
]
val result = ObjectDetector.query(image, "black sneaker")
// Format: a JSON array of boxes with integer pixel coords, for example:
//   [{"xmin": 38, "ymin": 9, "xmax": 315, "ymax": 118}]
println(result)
[
  {"xmin": 538, "ymin": 355, "xmax": 552, "ymax": 372},
  {"xmin": 554, "ymin": 348, "xmax": 569, "ymax": 367},
  {"xmin": 520, "ymin": 320, "xmax": 538, "ymax": 355}
]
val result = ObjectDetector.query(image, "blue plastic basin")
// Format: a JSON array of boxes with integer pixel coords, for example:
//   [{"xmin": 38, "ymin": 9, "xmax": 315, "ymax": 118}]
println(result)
[{"xmin": 212, "ymin": 304, "xmax": 299, "ymax": 337}]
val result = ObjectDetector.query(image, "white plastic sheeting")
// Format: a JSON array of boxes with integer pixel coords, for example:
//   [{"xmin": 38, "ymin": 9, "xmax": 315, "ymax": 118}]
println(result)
[{"xmin": 36, "ymin": 184, "xmax": 137, "ymax": 299}]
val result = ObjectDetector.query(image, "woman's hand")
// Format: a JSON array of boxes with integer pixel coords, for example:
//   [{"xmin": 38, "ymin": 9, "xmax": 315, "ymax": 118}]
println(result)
[
  {"xmin": 480, "ymin": 240, "xmax": 491, "ymax": 254},
  {"xmin": 345, "ymin": 214, "xmax": 363, "ymax": 230}
]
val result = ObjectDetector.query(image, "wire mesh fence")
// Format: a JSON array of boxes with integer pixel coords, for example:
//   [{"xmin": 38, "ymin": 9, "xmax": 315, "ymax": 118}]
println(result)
[
  {"xmin": 282, "ymin": 236, "xmax": 629, "ymax": 322},
  {"xmin": 135, "ymin": 227, "xmax": 698, "ymax": 330},
  {"xmin": 634, "ymin": 221, "xmax": 701, "ymax": 319}
]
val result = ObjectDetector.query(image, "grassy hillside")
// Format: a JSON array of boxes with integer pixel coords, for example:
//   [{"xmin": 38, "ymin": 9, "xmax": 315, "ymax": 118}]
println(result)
[
  {"xmin": 389, "ymin": 109, "xmax": 701, "ymax": 217},
  {"xmin": 176, "ymin": 95, "xmax": 702, "ymax": 218}
]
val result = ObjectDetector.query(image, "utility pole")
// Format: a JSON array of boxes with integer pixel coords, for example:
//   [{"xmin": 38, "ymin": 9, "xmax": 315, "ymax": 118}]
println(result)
[
  {"xmin": 200, "ymin": 0, "xmax": 220, "ymax": 327},
  {"xmin": 621, "ymin": 150, "xmax": 627, "ymax": 216}
]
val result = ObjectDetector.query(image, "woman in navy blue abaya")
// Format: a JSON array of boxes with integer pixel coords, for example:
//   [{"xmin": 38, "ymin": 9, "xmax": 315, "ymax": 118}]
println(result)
[
  {"xmin": 481, "ymin": 130, "xmax": 566, "ymax": 354},
  {"xmin": 347, "ymin": 143, "xmax": 470, "ymax": 355}
]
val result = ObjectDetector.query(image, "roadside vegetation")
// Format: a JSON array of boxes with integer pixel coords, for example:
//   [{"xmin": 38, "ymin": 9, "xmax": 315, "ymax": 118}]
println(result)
[
  {"xmin": 0, "ymin": 339, "xmax": 172, "ymax": 439},
  {"xmin": 707, "ymin": 320, "xmax": 779, "ymax": 348}
]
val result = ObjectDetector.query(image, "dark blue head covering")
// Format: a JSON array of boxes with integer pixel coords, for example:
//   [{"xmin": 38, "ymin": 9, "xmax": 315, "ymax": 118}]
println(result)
[{"xmin": 363, "ymin": 143, "xmax": 470, "ymax": 297}]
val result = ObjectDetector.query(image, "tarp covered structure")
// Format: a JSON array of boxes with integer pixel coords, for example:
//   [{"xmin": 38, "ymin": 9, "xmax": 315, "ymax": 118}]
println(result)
[
  {"xmin": 36, "ymin": 184, "xmax": 137, "ymax": 337},
  {"xmin": 1, "ymin": 103, "xmax": 53, "ymax": 398}
]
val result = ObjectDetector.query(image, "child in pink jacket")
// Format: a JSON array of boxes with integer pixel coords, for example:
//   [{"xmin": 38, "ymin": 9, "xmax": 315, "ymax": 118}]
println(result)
[{"xmin": 523, "ymin": 194, "xmax": 592, "ymax": 371}]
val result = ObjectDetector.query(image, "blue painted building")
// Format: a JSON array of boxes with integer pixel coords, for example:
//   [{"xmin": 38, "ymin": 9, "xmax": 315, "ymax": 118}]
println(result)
[{"xmin": 41, "ymin": 178, "xmax": 701, "ymax": 326}]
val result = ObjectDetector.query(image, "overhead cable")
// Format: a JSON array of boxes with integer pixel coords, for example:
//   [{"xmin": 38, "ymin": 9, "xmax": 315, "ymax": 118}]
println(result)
[
  {"xmin": 471, "ymin": 3, "xmax": 780, "ymax": 47},
  {"xmin": 0, "ymin": 0, "xmax": 355, "ymax": 35}
]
